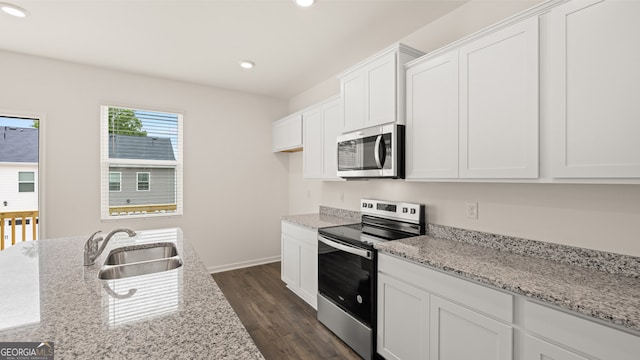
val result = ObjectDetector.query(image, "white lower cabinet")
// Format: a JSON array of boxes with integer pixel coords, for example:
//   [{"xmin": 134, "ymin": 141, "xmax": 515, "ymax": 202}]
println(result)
[
  {"xmin": 281, "ymin": 221, "xmax": 317, "ymax": 309},
  {"xmin": 377, "ymin": 273, "xmax": 430, "ymax": 360},
  {"xmin": 378, "ymin": 253, "xmax": 513, "ymax": 360},
  {"xmin": 430, "ymin": 295, "xmax": 512, "ymax": 360},
  {"xmin": 523, "ymin": 335, "xmax": 589, "ymax": 360},
  {"xmin": 377, "ymin": 253, "xmax": 640, "ymax": 360}
]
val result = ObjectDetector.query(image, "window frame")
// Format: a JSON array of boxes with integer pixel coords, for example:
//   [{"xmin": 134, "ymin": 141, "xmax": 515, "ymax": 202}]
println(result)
[
  {"xmin": 100, "ymin": 105, "xmax": 183, "ymax": 220},
  {"xmin": 18, "ymin": 171, "xmax": 35, "ymax": 193},
  {"xmin": 136, "ymin": 172, "xmax": 150, "ymax": 192},
  {"xmin": 109, "ymin": 172, "xmax": 122, "ymax": 192}
]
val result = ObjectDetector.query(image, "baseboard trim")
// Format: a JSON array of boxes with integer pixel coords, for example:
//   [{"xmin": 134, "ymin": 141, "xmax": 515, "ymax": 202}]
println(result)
[{"xmin": 207, "ymin": 255, "xmax": 281, "ymax": 274}]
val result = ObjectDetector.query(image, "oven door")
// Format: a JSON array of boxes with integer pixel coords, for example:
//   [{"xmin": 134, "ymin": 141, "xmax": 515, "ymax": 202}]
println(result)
[
  {"xmin": 317, "ymin": 234, "xmax": 374, "ymax": 326},
  {"xmin": 337, "ymin": 124, "xmax": 403, "ymax": 178}
]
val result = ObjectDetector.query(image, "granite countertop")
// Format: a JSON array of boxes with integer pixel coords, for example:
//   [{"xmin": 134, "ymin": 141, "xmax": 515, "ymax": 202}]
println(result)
[
  {"xmin": 0, "ymin": 228, "xmax": 263, "ymax": 359},
  {"xmin": 376, "ymin": 235, "xmax": 640, "ymax": 334},
  {"xmin": 282, "ymin": 206, "xmax": 361, "ymax": 230}
]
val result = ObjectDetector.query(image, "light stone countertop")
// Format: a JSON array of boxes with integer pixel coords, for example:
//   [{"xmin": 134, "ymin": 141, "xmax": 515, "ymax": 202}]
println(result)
[
  {"xmin": 0, "ymin": 228, "xmax": 263, "ymax": 359},
  {"xmin": 375, "ymin": 235, "xmax": 640, "ymax": 334},
  {"xmin": 282, "ymin": 206, "xmax": 361, "ymax": 230}
]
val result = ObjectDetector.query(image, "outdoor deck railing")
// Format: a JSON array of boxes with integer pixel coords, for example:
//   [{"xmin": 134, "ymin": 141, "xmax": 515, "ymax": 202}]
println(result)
[{"xmin": 0, "ymin": 210, "xmax": 39, "ymax": 251}]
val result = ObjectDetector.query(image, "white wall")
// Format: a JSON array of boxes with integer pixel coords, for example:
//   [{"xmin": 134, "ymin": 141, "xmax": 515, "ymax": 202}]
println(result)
[
  {"xmin": 287, "ymin": 1, "xmax": 640, "ymax": 257},
  {"xmin": 0, "ymin": 49, "xmax": 289, "ymax": 271}
]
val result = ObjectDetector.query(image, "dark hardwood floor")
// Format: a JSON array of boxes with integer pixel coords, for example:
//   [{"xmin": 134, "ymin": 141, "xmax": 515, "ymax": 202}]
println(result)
[{"xmin": 212, "ymin": 262, "xmax": 361, "ymax": 360}]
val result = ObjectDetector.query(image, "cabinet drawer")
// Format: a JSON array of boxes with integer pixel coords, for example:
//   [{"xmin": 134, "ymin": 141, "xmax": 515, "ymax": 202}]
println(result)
[
  {"xmin": 379, "ymin": 253, "xmax": 513, "ymax": 322},
  {"xmin": 281, "ymin": 221, "xmax": 317, "ymax": 247},
  {"xmin": 524, "ymin": 300, "xmax": 640, "ymax": 360}
]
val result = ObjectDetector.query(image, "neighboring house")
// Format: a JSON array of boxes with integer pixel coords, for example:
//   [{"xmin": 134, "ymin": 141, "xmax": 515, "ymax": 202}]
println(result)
[
  {"xmin": 0, "ymin": 126, "xmax": 39, "ymax": 246},
  {"xmin": 107, "ymin": 134, "xmax": 176, "ymax": 211}
]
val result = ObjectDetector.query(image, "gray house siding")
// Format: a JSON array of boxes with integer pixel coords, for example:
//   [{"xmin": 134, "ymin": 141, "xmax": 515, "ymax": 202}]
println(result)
[{"xmin": 109, "ymin": 167, "xmax": 176, "ymax": 207}]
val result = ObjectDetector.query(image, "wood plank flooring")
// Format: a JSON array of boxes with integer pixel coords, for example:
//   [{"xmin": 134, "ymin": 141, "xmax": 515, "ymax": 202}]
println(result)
[{"xmin": 212, "ymin": 262, "xmax": 361, "ymax": 360}]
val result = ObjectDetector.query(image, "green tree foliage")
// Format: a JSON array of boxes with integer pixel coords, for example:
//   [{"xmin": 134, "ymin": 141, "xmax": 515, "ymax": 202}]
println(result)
[
  {"xmin": 32, "ymin": 120, "xmax": 39, "ymax": 129},
  {"xmin": 108, "ymin": 108, "xmax": 147, "ymax": 136}
]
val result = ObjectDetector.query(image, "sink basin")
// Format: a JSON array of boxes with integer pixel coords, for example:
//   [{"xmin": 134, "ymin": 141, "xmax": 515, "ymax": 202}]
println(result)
[
  {"xmin": 98, "ymin": 258, "xmax": 183, "ymax": 280},
  {"xmin": 105, "ymin": 242, "xmax": 178, "ymax": 265}
]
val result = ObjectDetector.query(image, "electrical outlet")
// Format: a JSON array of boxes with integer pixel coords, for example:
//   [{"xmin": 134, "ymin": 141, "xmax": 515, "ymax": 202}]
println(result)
[{"xmin": 466, "ymin": 202, "xmax": 478, "ymax": 219}]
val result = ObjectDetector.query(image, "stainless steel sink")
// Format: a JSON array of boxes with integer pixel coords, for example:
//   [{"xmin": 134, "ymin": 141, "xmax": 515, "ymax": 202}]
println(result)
[
  {"xmin": 104, "ymin": 242, "xmax": 178, "ymax": 265},
  {"xmin": 98, "ymin": 258, "xmax": 183, "ymax": 280}
]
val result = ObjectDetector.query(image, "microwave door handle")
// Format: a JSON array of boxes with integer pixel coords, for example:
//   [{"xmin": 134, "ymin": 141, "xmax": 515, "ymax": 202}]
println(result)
[
  {"xmin": 318, "ymin": 236, "xmax": 372, "ymax": 259},
  {"xmin": 374, "ymin": 135, "xmax": 383, "ymax": 169}
]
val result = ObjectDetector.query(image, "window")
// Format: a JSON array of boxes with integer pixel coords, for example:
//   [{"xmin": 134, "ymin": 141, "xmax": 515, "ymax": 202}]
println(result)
[
  {"xmin": 136, "ymin": 172, "xmax": 150, "ymax": 191},
  {"xmin": 109, "ymin": 172, "xmax": 121, "ymax": 191},
  {"xmin": 100, "ymin": 106, "xmax": 183, "ymax": 219},
  {"xmin": 18, "ymin": 171, "xmax": 35, "ymax": 192}
]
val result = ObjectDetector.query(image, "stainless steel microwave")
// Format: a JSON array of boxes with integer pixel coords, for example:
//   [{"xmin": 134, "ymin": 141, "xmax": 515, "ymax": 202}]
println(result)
[{"xmin": 336, "ymin": 124, "xmax": 405, "ymax": 179}]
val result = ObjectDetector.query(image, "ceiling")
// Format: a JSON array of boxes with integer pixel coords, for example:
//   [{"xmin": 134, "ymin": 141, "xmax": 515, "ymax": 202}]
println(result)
[{"xmin": 0, "ymin": 1, "xmax": 469, "ymax": 99}]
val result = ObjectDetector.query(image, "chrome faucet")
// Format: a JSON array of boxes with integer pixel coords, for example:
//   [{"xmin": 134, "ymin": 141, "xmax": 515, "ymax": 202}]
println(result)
[{"xmin": 84, "ymin": 228, "xmax": 137, "ymax": 266}]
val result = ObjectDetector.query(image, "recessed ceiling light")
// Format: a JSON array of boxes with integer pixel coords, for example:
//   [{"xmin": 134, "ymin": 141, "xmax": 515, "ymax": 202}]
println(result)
[
  {"xmin": 295, "ymin": 0, "xmax": 315, "ymax": 8},
  {"xmin": 239, "ymin": 60, "xmax": 255, "ymax": 70},
  {"xmin": 0, "ymin": 2, "xmax": 29, "ymax": 18}
]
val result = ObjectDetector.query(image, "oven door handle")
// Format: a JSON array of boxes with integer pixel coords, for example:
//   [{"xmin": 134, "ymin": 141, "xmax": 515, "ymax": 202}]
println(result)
[{"xmin": 318, "ymin": 235, "xmax": 372, "ymax": 259}]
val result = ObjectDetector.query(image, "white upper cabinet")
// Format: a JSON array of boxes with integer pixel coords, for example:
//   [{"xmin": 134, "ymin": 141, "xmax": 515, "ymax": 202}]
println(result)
[
  {"xmin": 303, "ymin": 107, "xmax": 323, "ymax": 179},
  {"xmin": 321, "ymin": 99, "xmax": 343, "ymax": 179},
  {"xmin": 339, "ymin": 43, "xmax": 424, "ymax": 133},
  {"xmin": 459, "ymin": 16, "xmax": 539, "ymax": 179},
  {"xmin": 303, "ymin": 96, "xmax": 343, "ymax": 180},
  {"xmin": 406, "ymin": 50, "xmax": 459, "ymax": 179},
  {"xmin": 406, "ymin": 16, "xmax": 539, "ymax": 180},
  {"xmin": 549, "ymin": 0, "xmax": 640, "ymax": 178},
  {"xmin": 272, "ymin": 113, "xmax": 302, "ymax": 152}
]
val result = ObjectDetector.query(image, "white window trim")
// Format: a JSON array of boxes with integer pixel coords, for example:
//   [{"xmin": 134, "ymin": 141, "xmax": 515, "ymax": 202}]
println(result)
[
  {"xmin": 100, "ymin": 105, "xmax": 183, "ymax": 220},
  {"xmin": 136, "ymin": 172, "xmax": 151, "ymax": 192},
  {"xmin": 18, "ymin": 171, "xmax": 35, "ymax": 193},
  {"xmin": 109, "ymin": 172, "xmax": 122, "ymax": 192}
]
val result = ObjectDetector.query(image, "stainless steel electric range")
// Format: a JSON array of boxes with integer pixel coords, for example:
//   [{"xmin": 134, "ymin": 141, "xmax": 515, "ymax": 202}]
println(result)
[{"xmin": 317, "ymin": 199, "xmax": 425, "ymax": 360}]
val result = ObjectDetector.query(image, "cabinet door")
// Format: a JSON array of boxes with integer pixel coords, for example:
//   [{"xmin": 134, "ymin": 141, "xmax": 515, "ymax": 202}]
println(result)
[
  {"xmin": 281, "ymin": 234, "xmax": 299, "ymax": 288},
  {"xmin": 298, "ymin": 241, "xmax": 318, "ymax": 308},
  {"xmin": 341, "ymin": 70, "xmax": 366, "ymax": 132},
  {"xmin": 524, "ymin": 335, "xmax": 588, "ymax": 360},
  {"xmin": 406, "ymin": 50, "xmax": 459, "ymax": 179},
  {"xmin": 459, "ymin": 16, "xmax": 539, "ymax": 179},
  {"xmin": 322, "ymin": 98, "xmax": 343, "ymax": 180},
  {"xmin": 549, "ymin": 0, "xmax": 640, "ymax": 178},
  {"xmin": 430, "ymin": 295, "xmax": 513, "ymax": 360},
  {"xmin": 272, "ymin": 114, "xmax": 302, "ymax": 152},
  {"xmin": 377, "ymin": 273, "xmax": 429, "ymax": 360},
  {"xmin": 303, "ymin": 108, "xmax": 324, "ymax": 179},
  {"xmin": 366, "ymin": 52, "xmax": 397, "ymax": 127}
]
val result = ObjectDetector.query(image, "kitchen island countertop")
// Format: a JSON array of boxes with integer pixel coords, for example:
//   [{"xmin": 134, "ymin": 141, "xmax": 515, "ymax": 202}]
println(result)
[{"xmin": 0, "ymin": 228, "xmax": 263, "ymax": 359}]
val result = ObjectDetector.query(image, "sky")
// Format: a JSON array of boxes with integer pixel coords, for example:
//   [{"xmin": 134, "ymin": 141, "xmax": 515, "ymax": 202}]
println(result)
[{"xmin": 0, "ymin": 116, "xmax": 38, "ymax": 129}]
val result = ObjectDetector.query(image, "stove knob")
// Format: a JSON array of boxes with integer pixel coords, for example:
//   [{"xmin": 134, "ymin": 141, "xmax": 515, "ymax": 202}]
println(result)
[
  {"xmin": 402, "ymin": 207, "xmax": 408, "ymax": 213},
  {"xmin": 410, "ymin": 208, "xmax": 416, "ymax": 214},
  {"xmin": 368, "ymin": 203, "xmax": 373, "ymax": 208},
  {"xmin": 362, "ymin": 203, "xmax": 367, "ymax": 208}
]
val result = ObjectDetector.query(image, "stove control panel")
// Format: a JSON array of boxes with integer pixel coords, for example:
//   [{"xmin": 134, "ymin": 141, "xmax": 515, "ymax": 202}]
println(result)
[{"xmin": 360, "ymin": 199, "xmax": 424, "ymax": 224}]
